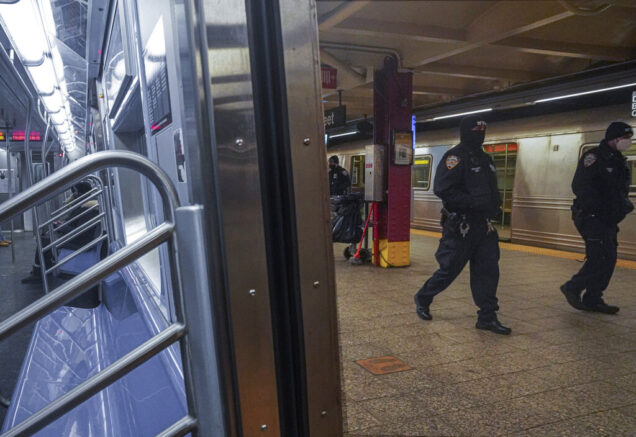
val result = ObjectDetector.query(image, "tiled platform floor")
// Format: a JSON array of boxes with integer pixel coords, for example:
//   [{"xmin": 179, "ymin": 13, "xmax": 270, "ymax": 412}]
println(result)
[{"xmin": 336, "ymin": 232, "xmax": 636, "ymax": 436}]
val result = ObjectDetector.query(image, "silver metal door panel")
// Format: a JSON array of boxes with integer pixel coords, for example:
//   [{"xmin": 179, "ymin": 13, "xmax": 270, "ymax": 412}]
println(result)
[
  {"xmin": 200, "ymin": 0, "xmax": 281, "ymax": 434},
  {"xmin": 279, "ymin": 0, "xmax": 343, "ymax": 435}
]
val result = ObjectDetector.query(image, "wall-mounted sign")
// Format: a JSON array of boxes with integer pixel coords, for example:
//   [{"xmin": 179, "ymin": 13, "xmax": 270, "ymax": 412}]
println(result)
[
  {"xmin": 321, "ymin": 65, "xmax": 337, "ymax": 89},
  {"xmin": 632, "ymin": 91, "xmax": 636, "ymax": 117},
  {"xmin": 144, "ymin": 17, "xmax": 172, "ymax": 135},
  {"xmin": 392, "ymin": 131, "xmax": 413, "ymax": 165},
  {"xmin": 324, "ymin": 105, "xmax": 346, "ymax": 129}
]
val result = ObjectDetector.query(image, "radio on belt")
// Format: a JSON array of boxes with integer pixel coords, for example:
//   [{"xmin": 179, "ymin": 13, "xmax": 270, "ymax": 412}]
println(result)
[{"xmin": 365, "ymin": 144, "xmax": 386, "ymax": 202}]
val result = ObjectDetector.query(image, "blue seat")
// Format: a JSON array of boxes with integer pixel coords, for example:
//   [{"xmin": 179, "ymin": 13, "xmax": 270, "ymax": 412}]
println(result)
[{"xmin": 2, "ymin": 268, "xmax": 187, "ymax": 436}]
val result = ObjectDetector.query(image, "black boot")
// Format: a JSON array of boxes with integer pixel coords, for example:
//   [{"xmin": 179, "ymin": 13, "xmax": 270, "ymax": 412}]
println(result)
[
  {"xmin": 583, "ymin": 300, "xmax": 619, "ymax": 314},
  {"xmin": 414, "ymin": 296, "xmax": 432, "ymax": 321},
  {"xmin": 560, "ymin": 284, "xmax": 585, "ymax": 310},
  {"xmin": 476, "ymin": 318, "xmax": 511, "ymax": 335}
]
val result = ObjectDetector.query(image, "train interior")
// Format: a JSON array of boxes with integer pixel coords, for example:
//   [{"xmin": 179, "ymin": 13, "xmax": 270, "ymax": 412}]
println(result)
[{"xmin": 0, "ymin": 1, "xmax": 635, "ymax": 436}]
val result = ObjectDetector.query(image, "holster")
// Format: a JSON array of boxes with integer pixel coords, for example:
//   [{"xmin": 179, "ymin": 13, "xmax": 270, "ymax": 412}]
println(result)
[{"xmin": 440, "ymin": 207, "xmax": 460, "ymax": 229}]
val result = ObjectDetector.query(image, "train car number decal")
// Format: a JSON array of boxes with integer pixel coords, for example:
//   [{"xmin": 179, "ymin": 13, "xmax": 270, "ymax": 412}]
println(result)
[
  {"xmin": 446, "ymin": 155, "xmax": 460, "ymax": 169},
  {"xmin": 583, "ymin": 153, "xmax": 597, "ymax": 168}
]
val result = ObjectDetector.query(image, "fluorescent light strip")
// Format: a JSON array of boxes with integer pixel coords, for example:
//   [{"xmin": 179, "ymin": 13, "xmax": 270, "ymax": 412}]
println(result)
[
  {"xmin": 432, "ymin": 108, "xmax": 492, "ymax": 121},
  {"xmin": 329, "ymin": 131, "xmax": 358, "ymax": 139},
  {"xmin": 534, "ymin": 82, "xmax": 636, "ymax": 103}
]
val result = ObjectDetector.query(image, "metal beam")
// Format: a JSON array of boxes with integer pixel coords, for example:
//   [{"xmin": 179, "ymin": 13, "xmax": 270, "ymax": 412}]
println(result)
[
  {"xmin": 318, "ymin": 1, "xmax": 370, "ymax": 31},
  {"xmin": 319, "ymin": 49, "xmax": 368, "ymax": 95},
  {"xmin": 412, "ymin": 2, "xmax": 575, "ymax": 67},
  {"xmin": 413, "ymin": 63, "xmax": 542, "ymax": 83},
  {"xmin": 323, "ymin": 18, "xmax": 466, "ymax": 44},
  {"xmin": 496, "ymin": 36, "xmax": 635, "ymax": 62}
]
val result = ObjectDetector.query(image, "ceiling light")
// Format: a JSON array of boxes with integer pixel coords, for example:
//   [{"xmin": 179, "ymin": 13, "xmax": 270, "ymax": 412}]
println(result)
[
  {"xmin": 329, "ymin": 131, "xmax": 358, "ymax": 139},
  {"xmin": 0, "ymin": 0, "xmax": 48, "ymax": 64},
  {"xmin": 432, "ymin": 108, "xmax": 493, "ymax": 121},
  {"xmin": 28, "ymin": 57, "xmax": 56, "ymax": 94},
  {"xmin": 533, "ymin": 82, "xmax": 636, "ymax": 103},
  {"xmin": 49, "ymin": 110, "xmax": 66, "ymax": 125}
]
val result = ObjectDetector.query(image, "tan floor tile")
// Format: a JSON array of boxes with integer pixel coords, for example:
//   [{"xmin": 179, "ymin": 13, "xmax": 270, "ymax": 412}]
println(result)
[
  {"xmin": 343, "ymin": 402, "xmax": 382, "ymax": 433},
  {"xmin": 514, "ymin": 409, "xmax": 636, "ymax": 437}
]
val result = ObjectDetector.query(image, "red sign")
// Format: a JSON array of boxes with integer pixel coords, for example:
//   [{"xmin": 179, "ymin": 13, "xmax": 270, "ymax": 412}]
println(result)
[
  {"xmin": 10, "ymin": 131, "xmax": 42, "ymax": 141},
  {"xmin": 483, "ymin": 143, "xmax": 518, "ymax": 153},
  {"xmin": 321, "ymin": 65, "xmax": 337, "ymax": 89}
]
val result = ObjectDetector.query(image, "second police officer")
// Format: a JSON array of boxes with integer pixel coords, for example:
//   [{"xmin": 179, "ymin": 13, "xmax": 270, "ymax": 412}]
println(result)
[
  {"xmin": 328, "ymin": 155, "xmax": 351, "ymax": 196},
  {"xmin": 414, "ymin": 116, "xmax": 511, "ymax": 335},
  {"xmin": 561, "ymin": 121, "xmax": 634, "ymax": 313}
]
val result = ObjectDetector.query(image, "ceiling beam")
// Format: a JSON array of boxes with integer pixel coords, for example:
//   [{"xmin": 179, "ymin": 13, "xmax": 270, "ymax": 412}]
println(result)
[
  {"xmin": 411, "ymin": 1, "xmax": 575, "ymax": 67},
  {"xmin": 412, "ymin": 85, "xmax": 466, "ymax": 96},
  {"xmin": 414, "ymin": 63, "xmax": 542, "ymax": 82},
  {"xmin": 496, "ymin": 36, "xmax": 635, "ymax": 62},
  {"xmin": 323, "ymin": 18, "xmax": 466, "ymax": 44},
  {"xmin": 318, "ymin": 1, "xmax": 371, "ymax": 31}
]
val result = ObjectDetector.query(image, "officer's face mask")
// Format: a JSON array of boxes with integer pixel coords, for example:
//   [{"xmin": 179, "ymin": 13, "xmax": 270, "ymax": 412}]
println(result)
[
  {"xmin": 616, "ymin": 137, "xmax": 632, "ymax": 151},
  {"xmin": 460, "ymin": 118, "xmax": 486, "ymax": 147},
  {"xmin": 329, "ymin": 162, "xmax": 336, "ymax": 169}
]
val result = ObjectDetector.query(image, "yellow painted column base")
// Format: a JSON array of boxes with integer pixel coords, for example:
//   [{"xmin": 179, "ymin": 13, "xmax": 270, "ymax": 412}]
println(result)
[{"xmin": 374, "ymin": 239, "xmax": 410, "ymax": 268}]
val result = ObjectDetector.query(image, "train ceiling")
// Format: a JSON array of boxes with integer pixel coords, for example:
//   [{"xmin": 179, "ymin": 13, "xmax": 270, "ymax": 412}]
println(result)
[{"xmin": 318, "ymin": 0, "xmax": 636, "ymax": 121}]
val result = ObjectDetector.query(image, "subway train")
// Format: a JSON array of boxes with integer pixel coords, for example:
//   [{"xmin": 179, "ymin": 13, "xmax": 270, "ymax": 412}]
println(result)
[{"xmin": 327, "ymin": 104, "xmax": 636, "ymax": 260}]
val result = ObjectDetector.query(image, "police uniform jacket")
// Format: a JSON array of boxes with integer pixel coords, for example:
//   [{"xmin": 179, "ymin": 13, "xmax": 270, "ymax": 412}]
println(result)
[
  {"xmin": 434, "ymin": 143, "xmax": 502, "ymax": 219},
  {"xmin": 329, "ymin": 165, "xmax": 351, "ymax": 196},
  {"xmin": 573, "ymin": 140, "xmax": 634, "ymax": 226}
]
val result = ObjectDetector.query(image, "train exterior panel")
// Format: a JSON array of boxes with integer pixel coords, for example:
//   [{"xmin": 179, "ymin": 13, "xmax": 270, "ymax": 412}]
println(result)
[{"xmin": 329, "ymin": 104, "xmax": 636, "ymax": 259}]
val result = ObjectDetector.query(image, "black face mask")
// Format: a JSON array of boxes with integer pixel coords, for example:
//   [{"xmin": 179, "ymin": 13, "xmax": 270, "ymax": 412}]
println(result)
[
  {"xmin": 459, "ymin": 116, "xmax": 486, "ymax": 148},
  {"xmin": 329, "ymin": 163, "xmax": 336, "ymax": 170}
]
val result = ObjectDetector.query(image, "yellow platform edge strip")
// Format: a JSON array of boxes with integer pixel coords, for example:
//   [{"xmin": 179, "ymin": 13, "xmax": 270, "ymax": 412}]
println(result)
[{"xmin": 410, "ymin": 229, "xmax": 636, "ymax": 270}]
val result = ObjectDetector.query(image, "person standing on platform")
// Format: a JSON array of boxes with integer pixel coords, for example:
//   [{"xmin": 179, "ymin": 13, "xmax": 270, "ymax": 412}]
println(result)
[
  {"xmin": 414, "ymin": 116, "xmax": 511, "ymax": 335},
  {"xmin": 328, "ymin": 155, "xmax": 351, "ymax": 196},
  {"xmin": 561, "ymin": 121, "xmax": 634, "ymax": 314}
]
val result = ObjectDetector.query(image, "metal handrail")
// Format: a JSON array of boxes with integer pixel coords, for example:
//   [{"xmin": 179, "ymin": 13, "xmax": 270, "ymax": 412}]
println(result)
[
  {"xmin": 41, "ymin": 187, "xmax": 102, "ymax": 227},
  {"xmin": 43, "ymin": 211, "xmax": 105, "ymax": 252},
  {"xmin": 0, "ymin": 151, "xmax": 198, "ymax": 437}
]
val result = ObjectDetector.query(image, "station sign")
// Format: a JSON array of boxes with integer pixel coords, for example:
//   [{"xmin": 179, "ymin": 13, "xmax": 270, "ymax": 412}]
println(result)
[
  {"xmin": 321, "ymin": 65, "xmax": 337, "ymax": 89},
  {"xmin": 324, "ymin": 105, "xmax": 346, "ymax": 129},
  {"xmin": 632, "ymin": 91, "xmax": 636, "ymax": 118}
]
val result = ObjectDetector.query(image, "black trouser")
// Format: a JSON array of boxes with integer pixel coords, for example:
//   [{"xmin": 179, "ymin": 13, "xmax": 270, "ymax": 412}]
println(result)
[
  {"xmin": 564, "ymin": 216, "xmax": 618, "ymax": 306},
  {"xmin": 415, "ymin": 215, "xmax": 500, "ymax": 321}
]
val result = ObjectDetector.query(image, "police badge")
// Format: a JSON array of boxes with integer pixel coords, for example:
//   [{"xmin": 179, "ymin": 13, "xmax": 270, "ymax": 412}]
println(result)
[{"xmin": 446, "ymin": 155, "xmax": 460, "ymax": 169}]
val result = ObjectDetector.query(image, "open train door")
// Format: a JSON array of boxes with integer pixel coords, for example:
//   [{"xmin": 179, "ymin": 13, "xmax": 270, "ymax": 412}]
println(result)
[{"xmin": 179, "ymin": 0, "xmax": 342, "ymax": 435}]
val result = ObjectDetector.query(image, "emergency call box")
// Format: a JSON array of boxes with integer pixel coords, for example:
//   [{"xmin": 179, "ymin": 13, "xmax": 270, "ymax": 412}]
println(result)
[{"xmin": 365, "ymin": 144, "xmax": 385, "ymax": 202}]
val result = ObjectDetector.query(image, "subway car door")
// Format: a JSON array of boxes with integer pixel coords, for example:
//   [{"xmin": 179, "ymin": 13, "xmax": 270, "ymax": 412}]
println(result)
[{"xmin": 177, "ymin": 0, "xmax": 342, "ymax": 435}]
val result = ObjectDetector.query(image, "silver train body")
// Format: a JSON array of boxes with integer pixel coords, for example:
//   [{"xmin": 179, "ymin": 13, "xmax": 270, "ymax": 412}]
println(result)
[{"xmin": 329, "ymin": 105, "xmax": 636, "ymax": 260}]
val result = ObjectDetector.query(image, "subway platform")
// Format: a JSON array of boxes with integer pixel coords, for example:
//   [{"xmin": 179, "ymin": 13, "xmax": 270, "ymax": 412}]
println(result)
[{"xmin": 336, "ymin": 231, "xmax": 636, "ymax": 436}]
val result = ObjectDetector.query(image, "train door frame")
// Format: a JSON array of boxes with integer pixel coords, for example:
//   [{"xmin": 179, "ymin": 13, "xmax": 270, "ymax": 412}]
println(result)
[{"xmin": 483, "ymin": 142, "xmax": 518, "ymax": 240}]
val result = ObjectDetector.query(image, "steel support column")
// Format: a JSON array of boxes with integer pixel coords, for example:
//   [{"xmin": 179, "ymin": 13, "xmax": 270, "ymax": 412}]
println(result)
[{"xmin": 373, "ymin": 57, "xmax": 413, "ymax": 267}]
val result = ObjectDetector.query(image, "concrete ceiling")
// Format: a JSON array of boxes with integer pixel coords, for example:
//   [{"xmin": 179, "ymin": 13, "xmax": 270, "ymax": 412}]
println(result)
[{"xmin": 318, "ymin": 0, "xmax": 636, "ymax": 121}]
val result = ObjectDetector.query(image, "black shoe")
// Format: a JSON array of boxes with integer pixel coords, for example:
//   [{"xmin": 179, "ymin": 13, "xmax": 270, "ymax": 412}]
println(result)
[
  {"xmin": 414, "ymin": 296, "xmax": 432, "ymax": 321},
  {"xmin": 475, "ymin": 319, "xmax": 512, "ymax": 335},
  {"xmin": 560, "ymin": 284, "xmax": 585, "ymax": 310},
  {"xmin": 583, "ymin": 301, "xmax": 619, "ymax": 315}
]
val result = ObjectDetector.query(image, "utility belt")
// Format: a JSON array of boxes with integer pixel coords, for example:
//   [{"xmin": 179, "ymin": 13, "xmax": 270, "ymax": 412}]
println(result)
[{"xmin": 441, "ymin": 207, "xmax": 495, "ymax": 238}]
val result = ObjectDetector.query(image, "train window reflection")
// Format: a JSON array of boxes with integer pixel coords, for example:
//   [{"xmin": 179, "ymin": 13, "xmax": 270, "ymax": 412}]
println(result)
[{"xmin": 412, "ymin": 155, "xmax": 432, "ymax": 190}]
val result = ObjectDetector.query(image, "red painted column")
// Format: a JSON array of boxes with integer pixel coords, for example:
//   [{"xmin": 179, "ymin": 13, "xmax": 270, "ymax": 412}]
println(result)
[{"xmin": 373, "ymin": 57, "xmax": 413, "ymax": 267}]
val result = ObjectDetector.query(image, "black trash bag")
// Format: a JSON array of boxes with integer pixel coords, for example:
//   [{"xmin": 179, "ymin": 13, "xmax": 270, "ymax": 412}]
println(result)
[{"xmin": 331, "ymin": 193, "xmax": 363, "ymax": 243}]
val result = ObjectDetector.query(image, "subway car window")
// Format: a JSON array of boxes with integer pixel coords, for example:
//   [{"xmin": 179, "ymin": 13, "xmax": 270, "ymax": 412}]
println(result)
[
  {"xmin": 483, "ymin": 143, "xmax": 517, "ymax": 227},
  {"xmin": 350, "ymin": 154, "xmax": 365, "ymax": 187},
  {"xmin": 412, "ymin": 155, "xmax": 432, "ymax": 190}
]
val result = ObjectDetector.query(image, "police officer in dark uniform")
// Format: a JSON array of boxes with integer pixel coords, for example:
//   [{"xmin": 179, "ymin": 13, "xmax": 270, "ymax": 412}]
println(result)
[
  {"xmin": 328, "ymin": 155, "xmax": 351, "ymax": 196},
  {"xmin": 561, "ymin": 121, "xmax": 634, "ymax": 314},
  {"xmin": 414, "ymin": 116, "xmax": 511, "ymax": 335}
]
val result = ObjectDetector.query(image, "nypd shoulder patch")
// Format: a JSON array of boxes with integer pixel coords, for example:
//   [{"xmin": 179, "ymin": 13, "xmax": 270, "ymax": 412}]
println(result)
[
  {"xmin": 446, "ymin": 155, "xmax": 460, "ymax": 169},
  {"xmin": 583, "ymin": 153, "xmax": 597, "ymax": 168}
]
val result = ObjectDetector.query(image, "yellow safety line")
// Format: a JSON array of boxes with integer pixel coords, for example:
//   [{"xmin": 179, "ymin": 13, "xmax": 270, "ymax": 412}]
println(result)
[{"xmin": 410, "ymin": 229, "xmax": 636, "ymax": 270}]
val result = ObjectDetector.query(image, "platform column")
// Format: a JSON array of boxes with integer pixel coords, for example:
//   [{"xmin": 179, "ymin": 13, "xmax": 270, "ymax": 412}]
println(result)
[{"xmin": 373, "ymin": 57, "xmax": 413, "ymax": 267}]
